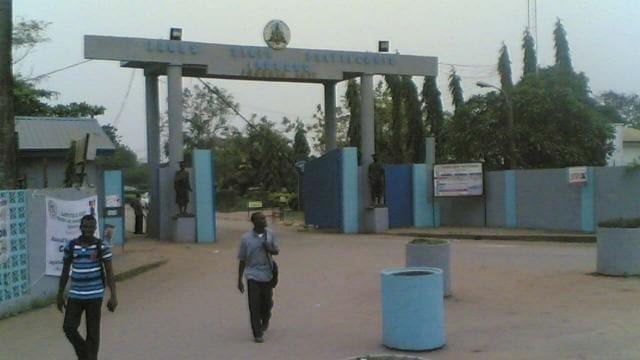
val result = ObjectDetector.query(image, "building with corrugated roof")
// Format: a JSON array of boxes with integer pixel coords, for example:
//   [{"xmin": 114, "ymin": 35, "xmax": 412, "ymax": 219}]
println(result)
[{"xmin": 15, "ymin": 116, "xmax": 116, "ymax": 188}]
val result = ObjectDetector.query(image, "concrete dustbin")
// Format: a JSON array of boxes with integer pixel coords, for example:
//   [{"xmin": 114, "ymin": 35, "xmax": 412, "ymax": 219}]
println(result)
[{"xmin": 380, "ymin": 267, "xmax": 445, "ymax": 351}]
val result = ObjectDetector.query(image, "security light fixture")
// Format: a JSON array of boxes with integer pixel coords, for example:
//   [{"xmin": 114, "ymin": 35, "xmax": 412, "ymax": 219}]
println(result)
[
  {"xmin": 378, "ymin": 41, "xmax": 389, "ymax": 52},
  {"xmin": 170, "ymin": 28, "xmax": 183, "ymax": 41}
]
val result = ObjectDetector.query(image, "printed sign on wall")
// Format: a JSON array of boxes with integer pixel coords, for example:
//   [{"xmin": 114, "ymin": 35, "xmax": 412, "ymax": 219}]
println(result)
[
  {"xmin": 45, "ymin": 196, "xmax": 99, "ymax": 276},
  {"xmin": 434, "ymin": 163, "xmax": 484, "ymax": 197}
]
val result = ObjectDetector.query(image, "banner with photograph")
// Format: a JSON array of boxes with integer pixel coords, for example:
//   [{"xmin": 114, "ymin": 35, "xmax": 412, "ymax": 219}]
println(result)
[
  {"xmin": 0, "ymin": 199, "xmax": 9, "ymax": 264},
  {"xmin": 434, "ymin": 163, "xmax": 484, "ymax": 197},
  {"xmin": 45, "ymin": 196, "xmax": 99, "ymax": 276}
]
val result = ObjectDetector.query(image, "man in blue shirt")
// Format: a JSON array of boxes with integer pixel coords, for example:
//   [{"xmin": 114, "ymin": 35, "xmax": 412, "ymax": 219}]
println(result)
[
  {"xmin": 57, "ymin": 215, "xmax": 118, "ymax": 360},
  {"xmin": 237, "ymin": 212, "xmax": 279, "ymax": 343}
]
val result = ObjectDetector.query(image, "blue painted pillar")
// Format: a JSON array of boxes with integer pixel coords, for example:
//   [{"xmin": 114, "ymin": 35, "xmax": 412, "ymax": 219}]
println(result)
[
  {"xmin": 504, "ymin": 170, "xmax": 517, "ymax": 228},
  {"xmin": 193, "ymin": 149, "xmax": 216, "ymax": 243},
  {"xmin": 581, "ymin": 167, "xmax": 595, "ymax": 232},
  {"xmin": 413, "ymin": 164, "xmax": 434, "ymax": 227},
  {"xmin": 102, "ymin": 170, "xmax": 124, "ymax": 245},
  {"xmin": 340, "ymin": 148, "xmax": 358, "ymax": 234}
]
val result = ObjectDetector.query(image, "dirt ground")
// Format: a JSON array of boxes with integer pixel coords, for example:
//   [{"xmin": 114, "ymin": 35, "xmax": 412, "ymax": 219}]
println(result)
[{"xmin": 1, "ymin": 211, "xmax": 639, "ymax": 359}]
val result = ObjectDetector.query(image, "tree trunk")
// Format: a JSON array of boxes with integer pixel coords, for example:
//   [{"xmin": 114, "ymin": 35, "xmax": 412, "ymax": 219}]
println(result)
[{"xmin": 0, "ymin": 0, "xmax": 15, "ymax": 189}]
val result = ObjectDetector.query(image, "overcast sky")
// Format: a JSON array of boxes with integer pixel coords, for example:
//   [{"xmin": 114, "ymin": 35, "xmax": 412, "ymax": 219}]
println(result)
[{"xmin": 14, "ymin": 0, "xmax": 640, "ymax": 161}]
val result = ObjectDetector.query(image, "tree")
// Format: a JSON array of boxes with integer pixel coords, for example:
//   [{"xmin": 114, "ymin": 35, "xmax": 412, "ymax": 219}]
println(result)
[
  {"xmin": 442, "ymin": 20, "xmax": 615, "ymax": 169},
  {"xmin": 182, "ymin": 84, "xmax": 235, "ymax": 152},
  {"xmin": 553, "ymin": 18, "xmax": 572, "ymax": 73},
  {"xmin": 11, "ymin": 18, "xmax": 105, "ymax": 119},
  {"xmin": 522, "ymin": 29, "xmax": 537, "ymax": 77},
  {"xmin": 422, "ymin": 76, "xmax": 445, "ymax": 160},
  {"xmin": 402, "ymin": 76, "xmax": 425, "ymax": 163},
  {"xmin": 345, "ymin": 79, "xmax": 361, "ymax": 149},
  {"xmin": 448, "ymin": 68, "xmax": 464, "ymax": 112},
  {"xmin": 12, "ymin": 18, "xmax": 49, "ymax": 65},
  {"xmin": 0, "ymin": 0, "xmax": 15, "ymax": 188},
  {"xmin": 443, "ymin": 93, "xmax": 506, "ymax": 169},
  {"xmin": 598, "ymin": 91, "xmax": 640, "ymax": 129},
  {"xmin": 245, "ymin": 118, "xmax": 296, "ymax": 192},
  {"xmin": 292, "ymin": 120, "xmax": 310, "ymax": 162},
  {"xmin": 385, "ymin": 75, "xmax": 405, "ymax": 162},
  {"xmin": 498, "ymin": 43, "xmax": 514, "ymax": 93}
]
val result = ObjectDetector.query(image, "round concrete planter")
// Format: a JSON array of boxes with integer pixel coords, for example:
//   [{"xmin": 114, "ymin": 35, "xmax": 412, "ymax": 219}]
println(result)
[
  {"xmin": 343, "ymin": 355, "xmax": 427, "ymax": 360},
  {"xmin": 405, "ymin": 239, "xmax": 451, "ymax": 296},
  {"xmin": 380, "ymin": 267, "xmax": 446, "ymax": 351},
  {"xmin": 597, "ymin": 227, "xmax": 640, "ymax": 276}
]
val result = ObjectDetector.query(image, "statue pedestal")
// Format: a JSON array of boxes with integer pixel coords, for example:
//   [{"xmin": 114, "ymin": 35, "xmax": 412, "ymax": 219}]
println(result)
[
  {"xmin": 363, "ymin": 206, "xmax": 389, "ymax": 233},
  {"xmin": 172, "ymin": 215, "xmax": 196, "ymax": 243}
]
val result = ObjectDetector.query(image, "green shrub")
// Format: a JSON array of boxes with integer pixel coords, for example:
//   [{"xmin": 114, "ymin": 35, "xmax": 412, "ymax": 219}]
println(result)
[
  {"xmin": 597, "ymin": 217, "xmax": 640, "ymax": 228},
  {"xmin": 410, "ymin": 238, "xmax": 449, "ymax": 245},
  {"xmin": 264, "ymin": 192, "xmax": 294, "ymax": 208},
  {"xmin": 217, "ymin": 189, "xmax": 239, "ymax": 211}
]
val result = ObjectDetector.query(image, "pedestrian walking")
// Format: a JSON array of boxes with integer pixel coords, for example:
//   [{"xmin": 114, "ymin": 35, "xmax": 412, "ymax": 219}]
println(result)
[
  {"xmin": 57, "ymin": 215, "xmax": 118, "ymax": 360},
  {"xmin": 132, "ymin": 194, "xmax": 145, "ymax": 234},
  {"xmin": 237, "ymin": 211, "xmax": 279, "ymax": 343}
]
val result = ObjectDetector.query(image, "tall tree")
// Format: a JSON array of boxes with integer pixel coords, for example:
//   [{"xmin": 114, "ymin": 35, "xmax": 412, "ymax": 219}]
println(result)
[
  {"xmin": 345, "ymin": 79, "xmax": 361, "ymax": 149},
  {"xmin": 498, "ymin": 43, "xmax": 514, "ymax": 93},
  {"xmin": 0, "ymin": 0, "xmax": 15, "ymax": 188},
  {"xmin": 292, "ymin": 120, "xmax": 310, "ymax": 162},
  {"xmin": 553, "ymin": 19, "xmax": 572, "ymax": 73},
  {"xmin": 448, "ymin": 68, "xmax": 464, "ymax": 112},
  {"xmin": 385, "ymin": 75, "xmax": 405, "ymax": 162},
  {"xmin": 422, "ymin": 76, "xmax": 445, "ymax": 160},
  {"xmin": 403, "ymin": 76, "xmax": 425, "ymax": 163},
  {"xmin": 522, "ymin": 29, "xmax": 537, "ymax": 77}
]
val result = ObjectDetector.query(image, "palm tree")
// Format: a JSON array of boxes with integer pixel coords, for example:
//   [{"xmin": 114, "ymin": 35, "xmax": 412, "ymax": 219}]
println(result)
[
  {"xmin": 403, "ymin": 76, "xmax": 425, "ymax": 163},
  {"xmin": 421, "ymin": 76, "xmax": 444, "ymax": 160},
  {"xmin": 522, "ymin": 29, "xmax": 537, "ymax": 77},
  {"xmin": 498, "ymin": 43, "xmax": 514, "ymax": 93},
  {"xmin": 448, "ymin": 67, "xmax": 464, "ymax": 112},
  {"xmin": 553, "ymin": 18, "xmax": 572, "ymax": 73},
  {"xmin": 345, "ymin": 79, "xmax": 361, "ymax": 149}
]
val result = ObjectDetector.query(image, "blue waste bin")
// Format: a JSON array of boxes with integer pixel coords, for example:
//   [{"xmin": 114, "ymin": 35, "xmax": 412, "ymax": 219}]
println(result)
[{"xmin": 380, "ymin": 267, "xmax": 445, "ymax": 351}]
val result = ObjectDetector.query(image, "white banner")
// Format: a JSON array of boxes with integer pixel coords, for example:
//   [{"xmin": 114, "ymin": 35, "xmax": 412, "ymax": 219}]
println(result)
[
  {"xmin": 0, "ymin": 199, "xmax": 9, "ymax": 264},
  {"xmin": 45, "ymin": 196, "xmax": 99, "ymax": 276},
  {"xmin": 434, "ymin": 163, "xmax": 484, "ymax": 197}
]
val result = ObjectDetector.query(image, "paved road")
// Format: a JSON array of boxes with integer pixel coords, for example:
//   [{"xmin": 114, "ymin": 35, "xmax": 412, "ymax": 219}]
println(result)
[{"xmin": 2, "ymin": 213, "xmax": 640, "ymax": 359}]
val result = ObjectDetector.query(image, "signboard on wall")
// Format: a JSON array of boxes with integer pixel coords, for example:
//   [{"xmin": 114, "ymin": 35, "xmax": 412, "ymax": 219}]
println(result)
[
  {"xmin": 434, "ymin": 163, "xmax": 484, "ymax": 197},
  {"xmin": 0, "ymin": 199, "xmax": 9, "ymax": 264},
  {"xmin": 568, "ymin": 166, "xmax": 588, "ymax": 183},
  {"xmin": 45, "ymin": 196, "xmax": 99, "ymax": 276}
]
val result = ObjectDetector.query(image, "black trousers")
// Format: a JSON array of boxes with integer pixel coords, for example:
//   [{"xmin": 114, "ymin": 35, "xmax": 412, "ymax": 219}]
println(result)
[
  {"xmin": 247, "ymin": 279, "xmax": 273, "ymax": 338},
  {"xmin": 63, "ymin": 298, "xmax": 102, "ymax": 360},
  {"xmin": 134, "ymin": 214, "xmax": 144, "ymax": 234}
]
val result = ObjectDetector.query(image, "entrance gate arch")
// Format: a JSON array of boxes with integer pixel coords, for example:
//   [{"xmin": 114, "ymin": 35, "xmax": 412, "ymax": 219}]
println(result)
[{"xmin": 84, "ymin": 34, "xmax": 438, "ymax": 237}]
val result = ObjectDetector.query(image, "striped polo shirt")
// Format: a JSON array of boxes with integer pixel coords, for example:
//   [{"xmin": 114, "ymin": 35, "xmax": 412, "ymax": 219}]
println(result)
[{"xmin": 63, "ymin": 237, "xmax": 112, "ymax": 300}]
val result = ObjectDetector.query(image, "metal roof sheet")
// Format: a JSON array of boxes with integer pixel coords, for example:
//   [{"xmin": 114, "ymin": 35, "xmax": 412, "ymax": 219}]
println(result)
[
  {"xmin": 15, "ymin": 116, "xmax": 116, "ymax": 151},
  {"xmin": 623, "ymin": 127, "xmax": 640, "ymax": 142}
]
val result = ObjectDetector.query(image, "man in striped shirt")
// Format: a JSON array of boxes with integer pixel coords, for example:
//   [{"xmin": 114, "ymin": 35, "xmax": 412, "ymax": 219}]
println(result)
[{"xmin": 57, "ymin": 215, "xmax": 118, "ymax": 360}]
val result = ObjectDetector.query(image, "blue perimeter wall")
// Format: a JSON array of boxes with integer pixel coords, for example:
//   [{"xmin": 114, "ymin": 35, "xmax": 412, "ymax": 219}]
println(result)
[{"xmin": 437, "ymin": 166, "xmax": 639, "ymax": 232}]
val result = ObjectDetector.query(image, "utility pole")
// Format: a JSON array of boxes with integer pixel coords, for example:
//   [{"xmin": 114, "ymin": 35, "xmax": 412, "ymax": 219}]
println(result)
[{"xmin": 0, "ymin": 0, "xmax": 16, "ymax": 189}]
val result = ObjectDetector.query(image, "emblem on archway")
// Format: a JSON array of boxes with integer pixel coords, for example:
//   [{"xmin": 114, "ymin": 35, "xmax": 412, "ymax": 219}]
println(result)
[{"xmin": 263, "ymin": 20, "xmax": 290, "ymax": 50}]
